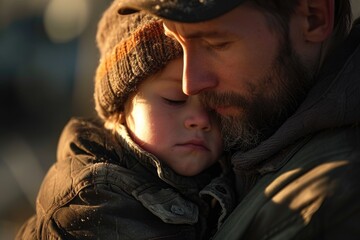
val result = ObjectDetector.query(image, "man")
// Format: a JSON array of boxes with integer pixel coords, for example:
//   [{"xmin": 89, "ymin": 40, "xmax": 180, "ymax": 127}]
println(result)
[{"xmin": 118, "ymin": 0, "xmax": 360, "ymax": 239}]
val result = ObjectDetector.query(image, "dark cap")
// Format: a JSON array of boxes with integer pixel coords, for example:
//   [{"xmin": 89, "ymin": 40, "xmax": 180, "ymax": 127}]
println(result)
[{"xmin": 117, "ymin": 0, "xmax": 245, "ymax": 23}]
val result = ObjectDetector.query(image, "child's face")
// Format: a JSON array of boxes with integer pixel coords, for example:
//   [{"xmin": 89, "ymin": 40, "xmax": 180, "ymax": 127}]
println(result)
[{"xmin": 124, "ymin": 58, "xmax": 223, "ymax": 176}]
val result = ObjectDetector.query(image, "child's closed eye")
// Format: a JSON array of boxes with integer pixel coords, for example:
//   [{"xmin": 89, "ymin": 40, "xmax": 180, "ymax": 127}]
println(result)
[{"xmin": 162, "ymin": 97, "xmax": 187, "ymax": 106}]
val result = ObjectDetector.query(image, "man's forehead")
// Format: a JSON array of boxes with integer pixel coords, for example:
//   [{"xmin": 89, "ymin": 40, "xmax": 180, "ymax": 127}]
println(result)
[
  {"xmin": 163, "ymin": 20, "xmax": 190, "ymax": 36},
  {"xmin": 163, "ymin": 20, "xmax": 226, "ymax": 40}
]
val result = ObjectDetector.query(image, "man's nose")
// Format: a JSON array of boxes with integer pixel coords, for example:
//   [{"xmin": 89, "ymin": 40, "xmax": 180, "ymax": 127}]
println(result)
[{"xmin": 182, "ymin": 49, "xmax": 218, "ymax": 95}]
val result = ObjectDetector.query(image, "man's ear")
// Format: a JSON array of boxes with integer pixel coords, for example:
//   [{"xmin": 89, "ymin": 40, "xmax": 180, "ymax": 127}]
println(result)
[{"xmin": 297, "ymin": 0, "xmax": 335, "ymax": 43}]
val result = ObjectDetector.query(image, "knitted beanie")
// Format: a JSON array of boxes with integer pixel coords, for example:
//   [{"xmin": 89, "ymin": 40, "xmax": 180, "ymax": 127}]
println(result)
[{"xmin": 94, "ymin": 0, "xmax": 182, "ymax": 121}]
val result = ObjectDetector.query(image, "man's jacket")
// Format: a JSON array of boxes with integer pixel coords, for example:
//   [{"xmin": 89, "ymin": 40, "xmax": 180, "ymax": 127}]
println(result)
[
  {"xmin": 16, "ymin": 119, "xmax": 234, "ymax": 239},
  {"xmin": 213, "ymin": 22, "xmax": 360, "ymax": 240}
]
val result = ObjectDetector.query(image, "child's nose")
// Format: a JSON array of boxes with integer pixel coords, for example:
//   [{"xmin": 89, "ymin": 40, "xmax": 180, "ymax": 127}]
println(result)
[{"xmin": 184, "ymin": 106, "xmax": 211, "ymax": 131}]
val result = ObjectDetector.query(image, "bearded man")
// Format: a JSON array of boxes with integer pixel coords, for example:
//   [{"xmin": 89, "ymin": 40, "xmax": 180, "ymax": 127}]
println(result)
[{"xmin": 118, "ymin": 0, "xmax": 360, "ymax": 239}]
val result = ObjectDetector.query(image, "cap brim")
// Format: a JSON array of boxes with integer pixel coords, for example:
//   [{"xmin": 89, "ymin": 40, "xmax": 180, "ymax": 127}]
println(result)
[{"xmin": 117, "ymin": 0, "xmax": 244, "ymax": 23}]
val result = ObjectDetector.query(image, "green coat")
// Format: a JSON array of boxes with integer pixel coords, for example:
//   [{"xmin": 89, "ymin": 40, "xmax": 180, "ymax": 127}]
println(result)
[{"xmin": 215, "ymin": 127, "xmax": 360, "ymax": 239}]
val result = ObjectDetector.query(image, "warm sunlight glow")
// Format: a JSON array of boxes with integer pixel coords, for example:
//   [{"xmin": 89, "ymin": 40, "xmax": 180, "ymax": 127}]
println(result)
[{"xmin": 44, "ymin": 0, "xmax": 90, "ymax": 43}]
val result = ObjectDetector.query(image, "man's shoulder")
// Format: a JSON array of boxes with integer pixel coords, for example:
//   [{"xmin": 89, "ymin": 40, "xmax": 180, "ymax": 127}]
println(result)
[
  {"xmin": 214, "ymin": 126, "xmax": 360, "ymax": 240},
  {"xmin": 294, "ymin": 125, "xmax": 360, "ymax": 169},
  {"xmin": 279, "ymin": 125, "xmax": 360, "ymax": 196}
]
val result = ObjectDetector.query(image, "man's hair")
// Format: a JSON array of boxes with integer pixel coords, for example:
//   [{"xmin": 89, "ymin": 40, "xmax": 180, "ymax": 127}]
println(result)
[{"xmin": 251, "ymin": 0, "xmax": 352, "ymax": 44}]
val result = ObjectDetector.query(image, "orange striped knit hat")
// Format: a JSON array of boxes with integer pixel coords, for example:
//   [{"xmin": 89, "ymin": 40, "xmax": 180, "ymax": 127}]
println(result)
[{"xmin": 94, "ymin": 0, "xmax": 182, "ymax": 121}]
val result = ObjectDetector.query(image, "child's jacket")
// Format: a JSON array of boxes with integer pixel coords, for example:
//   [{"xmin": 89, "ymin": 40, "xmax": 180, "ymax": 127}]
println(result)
[{"xmin": 17, "ymin": 118, "xmax": 235, "ymax": 239}]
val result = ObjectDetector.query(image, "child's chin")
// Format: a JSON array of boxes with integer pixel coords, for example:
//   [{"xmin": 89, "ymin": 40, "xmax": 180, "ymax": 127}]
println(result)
[{"xmin": 174, "ymin": 164, "xmax": 204, "ymax": 177}]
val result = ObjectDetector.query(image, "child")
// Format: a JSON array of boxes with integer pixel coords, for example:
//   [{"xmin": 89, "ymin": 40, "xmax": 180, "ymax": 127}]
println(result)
[{"xmin": 16, "ymin": 1, "xmax": 234, "ymax": 239}]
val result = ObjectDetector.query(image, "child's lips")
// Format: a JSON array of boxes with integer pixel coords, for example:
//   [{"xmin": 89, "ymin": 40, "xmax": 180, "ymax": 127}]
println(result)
[{"xmin": 176, "ymin": 140, "xmax": 209, "ymax": 151}]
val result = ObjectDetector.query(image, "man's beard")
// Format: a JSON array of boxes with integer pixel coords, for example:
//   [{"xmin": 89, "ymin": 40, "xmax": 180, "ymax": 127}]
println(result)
[{"xmin": 200, "ymin": 39, "xmax": 316, "ymax": 152}]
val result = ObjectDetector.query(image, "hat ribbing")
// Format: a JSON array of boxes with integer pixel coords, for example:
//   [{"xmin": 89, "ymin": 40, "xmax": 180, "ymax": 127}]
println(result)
[{"xmin": 94, "ymin": 1, "xmax": 182, "ymax": 121}]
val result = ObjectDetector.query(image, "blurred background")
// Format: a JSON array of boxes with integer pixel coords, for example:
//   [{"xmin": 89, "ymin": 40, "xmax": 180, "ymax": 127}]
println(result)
[
  {"xmin": 0, "ymin": 0, "xmax": 360, "ymax": 239},
  {"xmin": 0, "ymin": 0, "xmax": 111, "ymax": 238}
]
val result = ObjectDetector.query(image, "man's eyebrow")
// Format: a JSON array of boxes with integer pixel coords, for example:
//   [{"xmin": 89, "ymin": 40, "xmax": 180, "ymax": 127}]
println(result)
[{"xmin": 183, "ymin": 31, "xmax": 228, "ymax": 39}]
